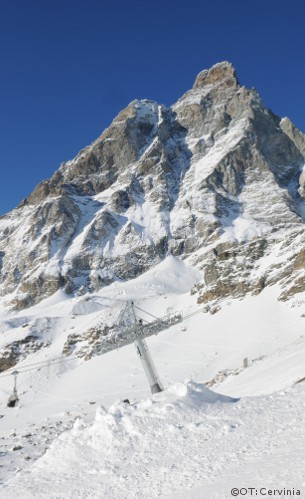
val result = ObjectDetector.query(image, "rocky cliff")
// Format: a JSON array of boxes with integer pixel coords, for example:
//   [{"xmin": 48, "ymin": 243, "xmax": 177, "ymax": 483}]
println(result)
[{"xmin": 1, "ymin": 61, "xmax": 305, "ymax": 311}]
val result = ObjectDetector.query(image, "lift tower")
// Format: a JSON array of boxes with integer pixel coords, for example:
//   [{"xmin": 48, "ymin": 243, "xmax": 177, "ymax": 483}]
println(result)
[{"xmin": 119, "ymin": 301, "xmax": 163, "ymax": 394}]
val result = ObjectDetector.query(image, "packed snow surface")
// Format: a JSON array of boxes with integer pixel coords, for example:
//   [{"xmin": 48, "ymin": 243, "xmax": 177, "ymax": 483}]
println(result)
[{"xmin": 2, "ymin": 381, "xmax": 305, "ymax": 498}]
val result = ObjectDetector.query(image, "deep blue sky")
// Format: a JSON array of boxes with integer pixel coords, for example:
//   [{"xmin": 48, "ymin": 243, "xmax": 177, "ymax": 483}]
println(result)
[{"xmin": 1, "ymin": 0, "xmax": 305, "ymax": 215}]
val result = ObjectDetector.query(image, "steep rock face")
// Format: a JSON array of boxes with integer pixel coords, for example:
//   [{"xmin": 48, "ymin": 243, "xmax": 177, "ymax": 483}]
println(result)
[{"xmin": 1, "ymin": 61, "xmax": 305, "ymax": 309}]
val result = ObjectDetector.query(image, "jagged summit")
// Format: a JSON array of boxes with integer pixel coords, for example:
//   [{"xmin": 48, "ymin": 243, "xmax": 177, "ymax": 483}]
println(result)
[
  {"xmin": 193, "ymin": 61, "xmax": 240, "ymax": 89},
  {"xmin": 1, "ymin": 62, "xmax": 305, "ymax": 313}
]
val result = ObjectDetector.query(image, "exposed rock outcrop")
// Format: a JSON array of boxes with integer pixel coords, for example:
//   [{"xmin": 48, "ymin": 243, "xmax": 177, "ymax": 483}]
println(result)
[{"xmin": 1, "ymin": 61, "xmax": 305, "ymax": 311}]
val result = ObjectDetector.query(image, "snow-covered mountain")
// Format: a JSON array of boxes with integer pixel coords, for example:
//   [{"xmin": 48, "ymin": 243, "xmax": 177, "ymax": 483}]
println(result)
[
  {"xmin": 2, "ymin": 61, "xmax": 305, "ymax": 315},
  {"xmin": 2, "ymin": 62, "xmax": 305, "ymax": 497},
  {"xmin": 2, "ymin": 61, "xmax": 305, "ymax": 370}
]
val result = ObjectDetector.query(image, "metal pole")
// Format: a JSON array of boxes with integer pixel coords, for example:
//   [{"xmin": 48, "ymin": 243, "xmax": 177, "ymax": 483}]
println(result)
[{"xmin": 131, "ymin": 302, "xmax": 163, "ymax": 394}]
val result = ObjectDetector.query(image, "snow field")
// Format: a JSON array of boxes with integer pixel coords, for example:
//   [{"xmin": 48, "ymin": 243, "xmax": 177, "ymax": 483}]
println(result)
[
  {"xmin": 2, "ymin": 382, "xmax": 305, "ymax": 498},
  {"xmin": 1, "ymin": 257, "xmax": 305, "ymax": 497}
]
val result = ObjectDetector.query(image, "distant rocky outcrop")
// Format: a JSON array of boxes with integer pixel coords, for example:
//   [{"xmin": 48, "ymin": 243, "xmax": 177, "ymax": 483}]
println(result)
[{"xmin": 1, "ymin": 61, "xmax": 305, "ymax": 311}]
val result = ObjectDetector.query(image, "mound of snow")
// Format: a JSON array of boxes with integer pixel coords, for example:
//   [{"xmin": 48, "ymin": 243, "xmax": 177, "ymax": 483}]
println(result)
[
  {"xmin": 2, "ymin": 381, "xmax": 236, "ymax": 498},
  {"xmin": 3, "ymin": 382, "xmax": 305, "ymax": 499},
  {"xmin": 101, "ymin": 254, "xmax": 203, "ymax": 298}
]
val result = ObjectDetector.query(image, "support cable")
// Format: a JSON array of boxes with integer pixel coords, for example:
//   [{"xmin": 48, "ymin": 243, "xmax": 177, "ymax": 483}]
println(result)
[{"xmin": 0, "ymin": 304, "xmax": 207, "ymax": 381}]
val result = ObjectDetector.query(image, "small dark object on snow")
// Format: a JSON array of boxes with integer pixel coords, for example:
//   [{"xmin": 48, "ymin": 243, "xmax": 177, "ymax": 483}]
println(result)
[
  {"xmin": 8, "ymin": 370, "xmax": 19, "ymax": 407},
  {"xmin": 12, "ymin": 445, "xmax": 22, "ymax": 451},
  {"xmin": 7, "ymin": 394, "xmax": 18, "ymax": 408},
  {"xmin": 123, "ymin": 399, "xmax": 130, "ymax": 404}
]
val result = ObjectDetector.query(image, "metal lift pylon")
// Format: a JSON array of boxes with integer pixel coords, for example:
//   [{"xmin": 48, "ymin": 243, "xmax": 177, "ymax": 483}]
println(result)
[{"xmin": 130, "ymin": 302, "xmax": 163, "ymax": 394}]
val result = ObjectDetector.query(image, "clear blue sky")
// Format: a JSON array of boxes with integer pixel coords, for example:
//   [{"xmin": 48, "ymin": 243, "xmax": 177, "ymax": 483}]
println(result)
[{"xmin": 1, "ymin": 0, "xmax": 305, "ymax": 215}]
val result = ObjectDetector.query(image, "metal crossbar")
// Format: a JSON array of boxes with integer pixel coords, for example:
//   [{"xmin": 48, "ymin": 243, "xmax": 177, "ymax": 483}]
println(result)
[{"xmin": 91, "ymin": 311, "xmax": 183, "ymax": 356}]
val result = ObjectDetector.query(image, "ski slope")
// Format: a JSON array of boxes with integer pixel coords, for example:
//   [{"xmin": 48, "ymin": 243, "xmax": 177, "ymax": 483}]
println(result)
[{"xmin": 1, "ymin": 256, "xmax": 305, "ymax": 497}]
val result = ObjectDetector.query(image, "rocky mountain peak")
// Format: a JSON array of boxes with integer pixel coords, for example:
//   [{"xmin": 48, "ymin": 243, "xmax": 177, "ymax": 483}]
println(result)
[
  {"xmin": 193, "ymin": 61, "xmax": 239, "ymax": 89},
  {"xmin": 1, "ymin": 62, "xmax": 305, "ymax": 312}
]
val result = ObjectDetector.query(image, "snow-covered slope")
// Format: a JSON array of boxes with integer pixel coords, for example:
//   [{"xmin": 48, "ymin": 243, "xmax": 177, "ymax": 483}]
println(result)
[
  {"xmin": 1, "ymin": 256, "xmax": 305, "ymax": 496},
  {"xmin": 6, "ymin": 380, "xmax": 305, "ymax": 499},
  {"xmin": 2, "ymin": 381, "xmax": 305, "ymax": 498}
]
